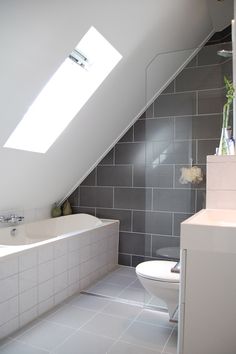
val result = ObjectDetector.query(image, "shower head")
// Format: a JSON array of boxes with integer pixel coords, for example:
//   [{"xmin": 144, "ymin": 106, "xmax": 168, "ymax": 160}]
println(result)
[{"xmin": 217, "ymin": 49, "xmax": 233, "ymax": 58}]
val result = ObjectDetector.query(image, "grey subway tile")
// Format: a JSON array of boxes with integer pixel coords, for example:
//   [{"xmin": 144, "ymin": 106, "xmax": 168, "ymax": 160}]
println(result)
[
  {"xmin": 175, "ymin": 115, "xmax": 222, "ymax": 140},
  {"xmin": 222, "ymin": 59, "xmax": 233, "ymax": 81},
  {"xmin": 96, "ymin": 208, "xmax": 132, "ymax": 231},
  {"xmin": 81, "ymin": 170, "xmax": 96, "ymax": 186},
  {"xmin": 118, "ymin": 253, "xmax": 131, "ymax": 266},
  {"xmin": 115, "ymin": 143, "xmax": 146, "ymax": 165},
  {"xmin": 99, "ymin": 148, "xmax": 114, "ymax": 165},
  {"xmin": 119, "ymin": 232, "xmax": 151, "ymax": 256},
  {"xmin": 134, "ymin": 118, "xmax": 174, "ymax": 142},
  {"xmin": 197, "ymin": 43, "xmax": 232, "ymax": 66},
  {"xmin": 80, "ymin": 186, "xmax": 113, "ymax": 208},
  {"xmin": 119, "ymin": 126, "xmax": 134, "ymax": 142},
  {"xmin": 154, "ymin": 92, "xmax": 196, "ymax": 117},
  {"xmin": 175, "ymin": 65, "xmax": 222, "ymax": 92},
  {"xmin": 151, "ymin": 235, "xmax": 180, "ymax": 259},
  {"xmin": 146, "ymin": 141, "xmax": 196, "ymax": 165},
  {"xmin": 71, "ymin": 206, "xmax": 96, "ymax": 216},
  {"xmin": 197, "ymin": 139, "xmax": 219, "ymax": 163},
  {"xmin": 196, "ymin": 190, "xmax": 206, "ymax": 211},
  {"xmin": 114, "ymin": 188, "xmax": 152, "ymax": 210},
  {"xmin": 139, "ymin": 103, "xmax": 154, "ymax": 119},
  {"xmin": 173, "ymin": 213, "xmax": 193, "ymax": 236},
  {"xmin": 133, "ymin": 211, "xmax": 172, "ymax": 235},
  {"xmin": 162, "ymin": 81, "xmax": 175, "ymax": 94},
  {"xmin": 153, "ymin": 189, "xmax": 195, "ymax": 213},
  {"xmin": 185, "ymin": 56, "xmax": 197, "ymax": 68},
  {"xmin": 198, "ymin": 88, "xmax": 225, "ymax": 114},
  {"xmin": 97, "ymin": 166, "xmax": 132, "ymax": 187},
  {"xmin": 131, "ymin": 255, "xmax": 154, "ymax": 267},
  {"xmin": 133, "ymin": 164, "xmax": 173, "ymax": 188},
  {"xmin": 68, "ymin": 188, "xmax": 79, "ymax": 206}
]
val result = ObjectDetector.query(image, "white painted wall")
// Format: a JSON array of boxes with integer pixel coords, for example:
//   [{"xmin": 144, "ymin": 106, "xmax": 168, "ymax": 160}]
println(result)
[{"xmin": 0, "ymin": 0, "xmax": 233, "ymax": 218}]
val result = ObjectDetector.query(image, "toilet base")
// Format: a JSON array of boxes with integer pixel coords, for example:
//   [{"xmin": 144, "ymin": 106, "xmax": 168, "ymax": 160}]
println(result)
[{"xmin": 137, "ymin": 275, "xmax": 179, "ymax": 319}]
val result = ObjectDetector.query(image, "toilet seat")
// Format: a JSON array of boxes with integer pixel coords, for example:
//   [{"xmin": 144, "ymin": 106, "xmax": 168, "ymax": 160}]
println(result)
[{"xmin": 136, "ymin": 260, "xmax": 179, "ymax": 283}]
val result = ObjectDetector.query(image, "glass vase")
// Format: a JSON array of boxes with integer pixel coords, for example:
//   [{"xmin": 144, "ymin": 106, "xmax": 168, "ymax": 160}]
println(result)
[{"xmin": 218, "ymin": 128, "xmax": 230, "ymax": 155}]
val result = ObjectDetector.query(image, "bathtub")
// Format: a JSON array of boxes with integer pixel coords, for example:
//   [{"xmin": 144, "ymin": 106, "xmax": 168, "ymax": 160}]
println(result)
[{"xmin": 0, "ymin": 213, "xmax": 119, "ymax": 339}]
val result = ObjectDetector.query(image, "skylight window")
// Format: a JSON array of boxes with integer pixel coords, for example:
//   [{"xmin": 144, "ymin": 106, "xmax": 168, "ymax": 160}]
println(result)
[{"xmin": 4, "ymin": 26, "xmax": 122, "ymax": 153}]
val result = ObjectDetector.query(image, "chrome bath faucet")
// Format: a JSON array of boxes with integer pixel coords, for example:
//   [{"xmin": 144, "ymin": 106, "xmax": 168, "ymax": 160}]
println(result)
[{"xmin": 0, "ymin": 214, "xmax": 24, "ymax": 225}]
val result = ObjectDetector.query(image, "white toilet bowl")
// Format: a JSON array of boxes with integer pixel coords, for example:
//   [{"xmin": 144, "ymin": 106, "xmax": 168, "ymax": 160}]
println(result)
[{"xmin": 136, "ymin": 260, "xmax": 180, "ymax": 319}]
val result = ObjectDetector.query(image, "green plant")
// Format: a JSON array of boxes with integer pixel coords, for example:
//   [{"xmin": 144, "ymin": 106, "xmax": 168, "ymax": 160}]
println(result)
[
  {"xmin": 218, "ymin": 76, "xmax": 235, "ymax": 155},
  {"xmin": 222, "ymin": 76, "xmax": 234, "ymax": 129}
]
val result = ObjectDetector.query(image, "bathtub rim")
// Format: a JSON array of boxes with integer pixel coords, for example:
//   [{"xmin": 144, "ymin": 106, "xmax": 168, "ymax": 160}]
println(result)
[{"xmin": 0, "ymin": 217, "xmax": 119, "ymax": 260}]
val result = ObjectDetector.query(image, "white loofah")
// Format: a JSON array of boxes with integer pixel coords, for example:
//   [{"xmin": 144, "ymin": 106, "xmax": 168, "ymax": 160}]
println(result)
[{"xmin": 179, "ymin": 166, "xmax": 203, "ymax": 185}]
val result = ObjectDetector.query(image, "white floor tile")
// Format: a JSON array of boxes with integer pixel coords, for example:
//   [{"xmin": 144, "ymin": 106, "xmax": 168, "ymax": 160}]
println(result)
[
  {"xmin": 46, "ymin": 304, "xmax": 96, "ymax": 329},
  {"xmin": 68, "ymin": 294, "xmax": 109, "ymax": 311},
  {"xmin": 102, "ymin": 301, "xmax": 142, "ymax": 320},
  {"xmin": 108, "ymin": 340, "xmax": 162, "ymax": 354},
  {"xmin": 15, "ymin": 320, "xmax": 74, "ymax": 351},
  {"xmin": 81, "ymin": 313, "xmax": 131, "ymax": 339},
  {"xmin": 120, "ymin": 320, "xmax": 172, "ymax": 351},
  {"xmin": 53, "ymin": 330, "xmax": 114, "ymax": 354}
]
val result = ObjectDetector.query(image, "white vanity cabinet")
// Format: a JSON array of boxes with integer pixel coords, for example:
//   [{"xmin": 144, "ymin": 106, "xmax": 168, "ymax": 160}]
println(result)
[{"xmin": 178, "ymin": 209, "xmax": 236, "ymax": 354}]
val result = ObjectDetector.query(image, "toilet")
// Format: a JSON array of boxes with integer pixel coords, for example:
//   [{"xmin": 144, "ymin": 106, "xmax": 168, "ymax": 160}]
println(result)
[{"xmin": 136, "ymin": 260, "xmax": 180, "ymax": 319}]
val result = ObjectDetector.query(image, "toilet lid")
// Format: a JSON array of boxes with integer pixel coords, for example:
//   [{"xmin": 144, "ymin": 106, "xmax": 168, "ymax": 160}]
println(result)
[{"xmin": 136, "ymin": 260, "xmax": 180, "ymax": 283}]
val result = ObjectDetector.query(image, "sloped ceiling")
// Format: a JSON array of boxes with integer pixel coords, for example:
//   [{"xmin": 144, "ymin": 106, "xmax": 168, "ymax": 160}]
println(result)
[{"xmin": 0, "ymin": 0, "xmax": 233, "ymax": 212}]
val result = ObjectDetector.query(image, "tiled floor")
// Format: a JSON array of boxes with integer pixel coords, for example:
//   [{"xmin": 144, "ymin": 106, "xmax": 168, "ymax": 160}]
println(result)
[{"xmin": 0, "ymin": 266, "xmax": 177, "ymax": 353}]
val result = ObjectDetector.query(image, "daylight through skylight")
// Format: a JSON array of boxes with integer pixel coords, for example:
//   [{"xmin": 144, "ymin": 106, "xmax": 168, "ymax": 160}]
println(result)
[{"xmin": 4, "ymin": 26, "xmax": 122, "ymax": 153}]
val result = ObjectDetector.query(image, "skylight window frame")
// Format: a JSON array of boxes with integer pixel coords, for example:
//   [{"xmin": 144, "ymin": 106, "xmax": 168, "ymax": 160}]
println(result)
[{"xmin": 4, "ymin": 26, "xmax": 122, "ymax": 154}]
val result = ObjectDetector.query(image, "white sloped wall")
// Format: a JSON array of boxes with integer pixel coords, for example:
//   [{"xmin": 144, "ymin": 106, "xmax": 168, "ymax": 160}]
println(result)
[{"xmin": 0, "ymin": 0, "xmax": 233, "ymax": 216}]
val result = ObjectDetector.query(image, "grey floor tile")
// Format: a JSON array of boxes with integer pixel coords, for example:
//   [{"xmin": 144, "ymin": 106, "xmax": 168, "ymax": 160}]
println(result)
[
  {"xmin": 0, "ymin": 339, "xmax": 49, "ymax": 354},
  {"xmin": 9, "ymin": 317, "xmax": 46, "ymax": 340},
  {"xmin": 136, "ymin": 309, "xmax": 174, "ymax": 328},
  {"xmin": 102, "ymin": 301, "xmax": 142, "ymax": 320},
  {"xmin": 68, "ymin": 293, "xmax": 109, "ymax": 311},
  {"xmin": 87, "ymin": 281, "xmax": 126, "ymax": 297},
  {"xmin": 15, "ymin": 320, "xmax": 74, "ymax": 351},
  {"xmin": 81, "ymin": 313, "xmax": 132, "ymax": 339},
  {"xmin": 108, "ymin": 340, "xmax": 161, "ymax": 353},
  {"xmin": 46, "ymin": 304, "xmax": 96, "ymax": 329},
  {"xmin": 114, "ymin": 266, "xmax": 137, "ymax": 278},
  {"xmin": 120, "ymin": 320, "xmax": 172, "ymax": 351},
  {"xmin": 53, "ymin": 330, "xmax": 115, "ymax": 354},
  {"xmin": 118, "ymin": 286, "xmax": 151, "ymax": 304},
  {"xmin": 148, "ymin": 296, "xmax": 167, "ymax": 309},
  {"xmin": 130, "ymin": 278, "xmax": 145, "ymax": 289},
  {"xmin": 163, "ymin": 327, "xmax": 178, "ymax": 354},
  {"xmin": 102, "ymin": 272, "xmax": 136, "ymax": 287}
]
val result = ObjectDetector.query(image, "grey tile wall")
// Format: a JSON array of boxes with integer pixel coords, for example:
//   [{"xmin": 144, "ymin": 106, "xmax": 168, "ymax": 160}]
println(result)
[{"xmin": 68, "ymin": 42, "xmax": 232, "ymax": 267}]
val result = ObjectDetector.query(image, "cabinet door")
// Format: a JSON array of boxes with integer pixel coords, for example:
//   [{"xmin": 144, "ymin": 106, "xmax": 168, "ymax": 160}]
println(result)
[
  {"xmin": 178, "ymin": 249, "xmax": 186, "ymax": 354},
  {"xmin": 183, "ymin": 250, "xmax": 236, "ymax": 354}
]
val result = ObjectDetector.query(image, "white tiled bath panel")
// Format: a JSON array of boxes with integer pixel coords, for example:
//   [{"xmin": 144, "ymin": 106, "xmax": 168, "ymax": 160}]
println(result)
[
  {"xmin": 0, "ymin": 221, "xmax": 119, "ymax": 340},
  {"xmin": 0, "ymin": 266, "xmax": 177, "ymax": 354}
]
